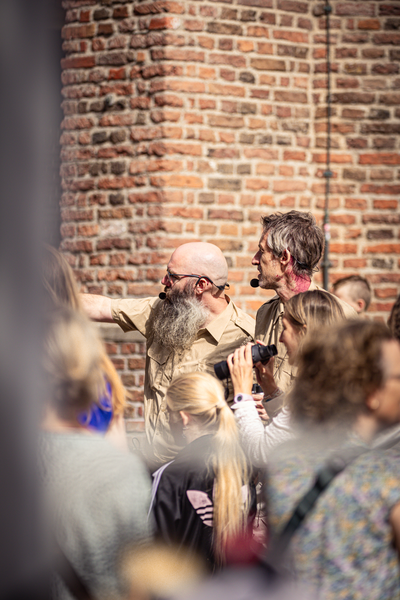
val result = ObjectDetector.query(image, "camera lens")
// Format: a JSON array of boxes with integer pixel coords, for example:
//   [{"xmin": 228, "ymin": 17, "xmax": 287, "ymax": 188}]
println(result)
[{"xmin": 213, "ymin": 344, "xmax": 278, "ymax": 381}]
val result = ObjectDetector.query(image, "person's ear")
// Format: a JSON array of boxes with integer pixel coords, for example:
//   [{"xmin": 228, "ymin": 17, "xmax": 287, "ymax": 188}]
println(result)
[
  {"xmin": 356, "ymin": 299, "xmax": 366, "ymax": 314},
  {"xmin": 179, "ymin": 411, "xmax": 191, "ymax": 427},
  {"xmin": 365, "ymin": 392, "xmax": 381, "ymax": 413},
  {"xmin": 280, "ymin": 249, "xmax": 291, "ymax": 268},
  {"xmin": 194, "ymin": 277, "xmax": 210, "ymax": 296}
]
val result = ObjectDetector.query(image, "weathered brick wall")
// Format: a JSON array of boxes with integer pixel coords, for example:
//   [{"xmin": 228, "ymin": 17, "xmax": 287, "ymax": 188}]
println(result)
[{"xmin": 60, "ymin": 0, "xmax": 400, "ymax": 431}]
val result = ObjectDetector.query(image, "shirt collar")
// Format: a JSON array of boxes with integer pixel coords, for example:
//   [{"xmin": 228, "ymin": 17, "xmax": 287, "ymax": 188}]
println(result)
[{"xmin": 200, "ymin": 296, "xmax": 234, "ymax": 344}]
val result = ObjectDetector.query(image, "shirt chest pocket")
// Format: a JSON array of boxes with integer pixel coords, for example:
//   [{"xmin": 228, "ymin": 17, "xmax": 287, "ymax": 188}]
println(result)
[{"xmin": 147, "ymin": 342, "xmax": 174, "ymax": 391}]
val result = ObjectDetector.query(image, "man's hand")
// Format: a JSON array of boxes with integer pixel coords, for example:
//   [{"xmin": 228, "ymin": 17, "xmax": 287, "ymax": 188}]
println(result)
[
  {"xmin": 80, "ymin": 293, "xmax": 114, "ymax": 323},
  {"xmin": 227, "ymin": 342, "xmax": 254, "ymax": 396}
]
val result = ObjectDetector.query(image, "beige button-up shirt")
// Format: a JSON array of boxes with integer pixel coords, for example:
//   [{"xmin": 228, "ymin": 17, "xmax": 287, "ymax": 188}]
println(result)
[
  {"xmin": 111, "ymin": 296, "xmax": 255, "ymax": 463},
  {"xmin": 255, "ymin": 281, "xmax": 357, "ymax": 394}
]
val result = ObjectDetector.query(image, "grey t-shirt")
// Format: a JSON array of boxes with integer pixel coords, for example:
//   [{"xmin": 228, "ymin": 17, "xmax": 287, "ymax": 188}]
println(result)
[{"xmin": 40, "ymin": 431, "xmax": 153, "ymax": 600}]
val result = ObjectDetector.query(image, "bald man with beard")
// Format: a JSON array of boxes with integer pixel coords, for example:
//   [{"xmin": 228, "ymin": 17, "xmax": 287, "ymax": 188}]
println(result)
[{"xmin": 81, "ymin": 243, "xmax": 255, "ymax": 466}]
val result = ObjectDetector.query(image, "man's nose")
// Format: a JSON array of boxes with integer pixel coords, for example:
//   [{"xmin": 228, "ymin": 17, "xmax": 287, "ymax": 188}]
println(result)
[
  {"xmin": 161, "ymin": 273, "xmax": 170, "ymax": 286},
  {"xmin": 252, "ymin": 251, "xmax": 260, "ymax": 265}
]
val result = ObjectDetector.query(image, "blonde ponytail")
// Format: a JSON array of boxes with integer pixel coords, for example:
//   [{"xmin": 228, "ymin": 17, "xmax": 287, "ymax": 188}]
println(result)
[{"xmin": 166, "ymin": 372, "xmax": 250, "ymax": 564}]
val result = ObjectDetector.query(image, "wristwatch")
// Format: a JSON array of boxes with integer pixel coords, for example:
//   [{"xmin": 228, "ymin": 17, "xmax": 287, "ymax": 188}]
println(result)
[{"xmin": 233, "ymin": 393, "xmax": 253, "ymax": 404}]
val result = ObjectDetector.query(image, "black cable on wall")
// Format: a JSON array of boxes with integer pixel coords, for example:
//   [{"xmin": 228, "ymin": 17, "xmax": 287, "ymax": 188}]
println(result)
[{"xmin": 322, "ymin": 0, "xmax": 332, "ymax": 290}]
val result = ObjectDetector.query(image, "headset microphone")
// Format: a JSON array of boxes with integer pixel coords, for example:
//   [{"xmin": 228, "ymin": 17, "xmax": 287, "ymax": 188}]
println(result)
[
  {"xmin": 250, "ymin": 278, "xmax": 260, "ymax": 288},
  {"xmin": 158, "ymin": 292, "xmax": 167, "ymax": 300}
]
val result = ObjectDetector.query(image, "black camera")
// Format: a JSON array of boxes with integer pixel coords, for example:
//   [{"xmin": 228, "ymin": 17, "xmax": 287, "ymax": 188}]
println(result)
[{"xmin": 213, "ymin": 344, "xmax": 277, "ymax": 381}]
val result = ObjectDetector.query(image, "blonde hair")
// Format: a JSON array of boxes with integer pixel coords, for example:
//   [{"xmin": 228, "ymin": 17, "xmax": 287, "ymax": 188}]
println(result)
[
  {"xmin": 284, "ymin": 290, "xmax": 345, "ymax": 350},
  {"xmin": 42, "ymin": 245, "xmax": 126, "ymax": 417},
  {"xmin": 43, "ymin": 308, "xmax": 104, "ymax": 422},
  {"xmin": 166, "ymin": 372, "xmax": 250, "ymax": 564}
]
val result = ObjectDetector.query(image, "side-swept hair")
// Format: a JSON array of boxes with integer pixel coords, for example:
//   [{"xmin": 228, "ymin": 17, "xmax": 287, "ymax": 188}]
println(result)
[
  {"xmin": 166, "ymin": 372, "xmax": 250, "ymax": 564},
  {"xmin": 332, "ymin": 275, "xmax": 371, "ymax": 311},
  {"xmin": 289, "ymin": 320, "xmax": 392, "ymax": 426},
  {"xmin": 285, "ymin": 290, "xmax": 345, "ymax": 337},
  {"xmin": 261, "ymin": 211, "xmax": 324, "ymax": 278}
]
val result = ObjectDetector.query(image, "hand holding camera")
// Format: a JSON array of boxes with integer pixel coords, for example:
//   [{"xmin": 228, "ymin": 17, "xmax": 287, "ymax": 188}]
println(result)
[{"xmin": 218, "ymin": 342, "xmax": 278, "ymax": 399}]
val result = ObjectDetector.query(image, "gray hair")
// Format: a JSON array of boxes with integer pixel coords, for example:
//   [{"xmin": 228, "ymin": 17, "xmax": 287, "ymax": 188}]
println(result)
[{"xmin": 261, "ymin": 211, "xmax": 324, "ymax": 278}]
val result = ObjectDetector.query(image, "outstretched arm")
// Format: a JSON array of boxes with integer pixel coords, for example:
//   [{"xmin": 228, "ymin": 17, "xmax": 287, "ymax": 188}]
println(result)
[{"xmin": 80, "ymin": 293, "xmax": 114, "ymax": 322}]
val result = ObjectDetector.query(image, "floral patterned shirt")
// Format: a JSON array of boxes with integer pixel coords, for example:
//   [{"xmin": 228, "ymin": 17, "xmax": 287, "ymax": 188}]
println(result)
[{"xmin": 266, "ymin": 440, "xmax": 400, "ymax": 600}]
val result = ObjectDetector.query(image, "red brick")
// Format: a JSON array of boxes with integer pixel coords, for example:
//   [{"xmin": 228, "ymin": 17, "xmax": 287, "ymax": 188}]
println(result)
[
  {"xmin": 148, "ymin": 16, "xmax": 181, "ymax": 30},
  {"xmin": 312, "ymin": 153, "xmax": 353, "ymax": 164},
  {"xmin": 208, "ymin": 83, "xmax": 245, "ymax": 97},
  {"xmin": 209, "ymin": 115, "xmax": 245, "ymax": 128},
  {"xmin": 343, "ymin": 259, "xmax": 367, "ymax": 268},
  {"xmin": 336, "ymin": 3, "xmax": 375, "ymax": 17},
  {"xmin": 330, "ymin": 243, "xmax": 358, "ymax": 254},
  {"xmin": 245, "ymin": 179, "xmax": 270, "ymax": 190},
  {"xmin": 209, "ymin": 53, "xmax": 247, "ymax": 68},
  {"xmin": 283, "ymin": 150, "xmax": 306, "ymax": 161},
  {"xmin": 61, "ymin": 56, "xmax": 95, "ymax": 69},
  {"xmin": 344, "ymin": 198, "xmax": 367, "ymax": 210},
  {"xmin": 208, "ymin": 209, "xmax": 243, "ymax": 221},
  {"xmin": 273, "ymin": 180, "xmax": 307, "ymax": 192},
  {"xmin": 360, "ymin": 184, "xmax": 400, "ymax": 195},
  {"xmin": 359, "ymin": 153, "xmax": 400, "ymax": 165},
  {"xmin": 247, "ymin": 26, "xmax": 270, "ymax": 37},
  {"xmin": 375, "ymin": 288, "xmax": 398, "ymax": 299},
  {"xmin": 373, "ymin": 200, "xmax": 398, "ymax": 209},
  {"xmin": 273, "ymin": 30, "xmax": 309, "ymax": 43},
  {"xmin": 150, "ymin": 174, "xmax": 203, "ymax": 188},
  {"xmin": 250, "ymin": 58, "xmax": 286, "ymax": 71},
  {"xmin": 244, "ymin": 148, "xmax": 278, "ymax": 159},
  {"xmin": 364, "ymin": 244, "xmax": 400, "ymax": 254},
  {"xmin": 62, "ymin": 24, "xmax": 96, "ymax": 40},
  {"xmin": 275, "ymin": 91, "xmax": 307, "ymax": 103}
]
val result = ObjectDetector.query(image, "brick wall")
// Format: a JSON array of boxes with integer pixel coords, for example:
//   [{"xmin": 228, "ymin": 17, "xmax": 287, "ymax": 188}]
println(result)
[{"xmin": 60, "ymin": 0, "xmax": 400, "ymax": 431}]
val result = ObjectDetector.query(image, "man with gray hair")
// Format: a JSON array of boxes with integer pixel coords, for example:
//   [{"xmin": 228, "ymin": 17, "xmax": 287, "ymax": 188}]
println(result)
[
  {"xmin": 252, "ymin": 211, "xmax": 356, "ymax": 395},
  {"xmin": 81, "ymin": 242, "xmax": 255, "ymax": 465}
]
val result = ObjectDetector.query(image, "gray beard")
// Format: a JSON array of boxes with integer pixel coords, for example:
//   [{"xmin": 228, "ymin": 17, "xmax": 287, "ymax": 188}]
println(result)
[{"xmin": 150, "ymin": 284, "xmax": 210, "ymax": 353}]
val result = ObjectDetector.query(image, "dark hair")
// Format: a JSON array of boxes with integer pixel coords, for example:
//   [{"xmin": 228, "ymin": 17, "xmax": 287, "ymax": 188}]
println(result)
[
  {"xmin": 261, "ymin": 211, "xmax": 324, "ymax": 278},
  {"xmin": 289, "ymin": 320, "xmax": 392, "ymax": 426},
  {"xmin": 388, "ymin": 295, "xmax": 400, "ymax": 342},
  {"xmin": 332, "ymin": 275, "xmax": 371, "ymax": 311}
]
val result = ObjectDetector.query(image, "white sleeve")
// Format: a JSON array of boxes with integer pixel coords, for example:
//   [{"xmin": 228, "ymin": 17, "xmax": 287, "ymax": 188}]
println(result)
[{"xmin": 232, "ymin": 402, "xmax": 293, "ymax": 468}]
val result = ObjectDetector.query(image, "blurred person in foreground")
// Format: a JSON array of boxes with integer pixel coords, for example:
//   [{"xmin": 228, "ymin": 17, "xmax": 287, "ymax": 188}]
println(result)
[
  {"xmin": 40, "ymin": 307, "xmax": 153, "ymax": 600},
  {"xmin": 150, "ymin": 372, "xmax": 256, "ymax": 572},
  {"xmin": 42, "ymin": 245, "xmax": 128, "ymax": 450},
  {"xmin": 332, "ymin": 274, "xmax": 371, "ymax": 315},
  {"xmin": 228, "ymin": 290, "xmax": 345, "ymax": 468},
  {"xmin": 263, "ymin": 320, "xmax": 400, "ymax": 599},
  {"xmin": 80, "ymin": 242, "xmax": 255, "ymax": 466}
]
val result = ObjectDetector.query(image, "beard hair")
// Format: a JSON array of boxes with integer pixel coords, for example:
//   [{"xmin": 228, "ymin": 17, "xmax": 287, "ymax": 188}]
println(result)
[{"xmin": 150, "ymin": 282, "xmax": 210, "ymax": 353}]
